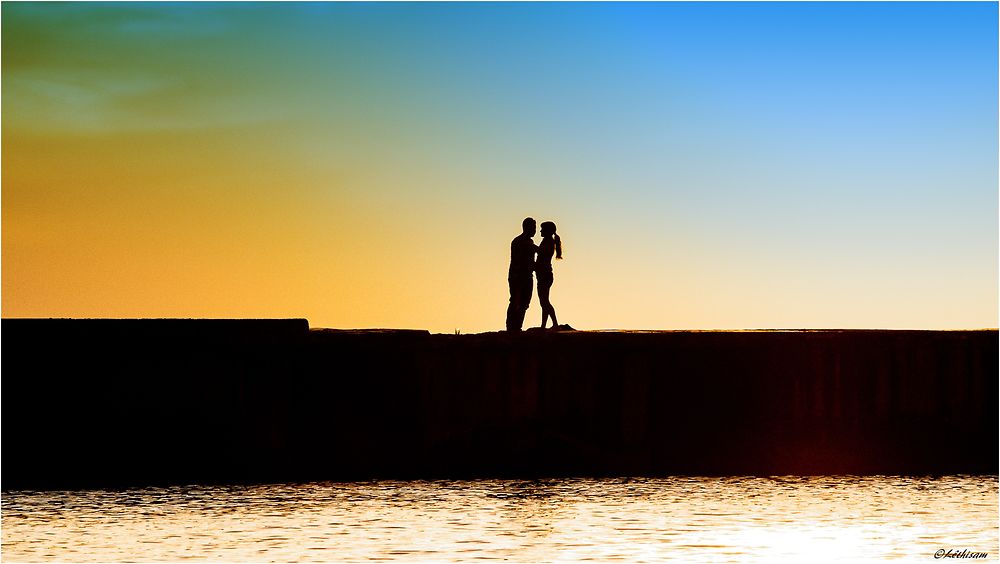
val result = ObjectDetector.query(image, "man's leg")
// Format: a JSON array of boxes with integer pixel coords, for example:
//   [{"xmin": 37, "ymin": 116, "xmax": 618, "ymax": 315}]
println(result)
[
  {"xmin": 506, "ymin": 276, "xmax": 532, "ymax": 331},
  {"xmin": 515, "ymin": 276, "xmax": 533, "ymax": 330},
  {"xmin": 506, "ymin": 278, "xmax": 521, "ymax": 331}
]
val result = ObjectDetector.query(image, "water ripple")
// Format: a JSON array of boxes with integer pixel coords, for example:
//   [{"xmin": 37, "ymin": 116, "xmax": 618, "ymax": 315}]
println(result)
[{"xmin": 2, "ymin": 476, "xmax": 997, "ymax": 562}]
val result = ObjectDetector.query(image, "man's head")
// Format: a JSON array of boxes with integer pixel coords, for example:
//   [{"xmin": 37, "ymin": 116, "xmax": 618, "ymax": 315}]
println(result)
[{"xmin": 522, "ymin": 217, "xmax": 536, "ymax": 236}]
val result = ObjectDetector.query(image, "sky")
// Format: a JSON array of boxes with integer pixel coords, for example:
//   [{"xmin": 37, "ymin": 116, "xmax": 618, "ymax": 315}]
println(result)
[{"xmin": 3, "ymin": 2, "xmax": 997, "ymax": 332}]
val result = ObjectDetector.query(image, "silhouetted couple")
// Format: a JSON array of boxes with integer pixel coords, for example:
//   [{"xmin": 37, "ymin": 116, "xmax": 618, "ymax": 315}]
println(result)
[{"xmin": 506, "ymin": 217, "xmax": 563, "ymax": 332}]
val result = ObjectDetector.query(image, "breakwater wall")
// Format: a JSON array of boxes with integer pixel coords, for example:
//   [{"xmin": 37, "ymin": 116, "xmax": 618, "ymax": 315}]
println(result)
[{"xmin": 2, "ymin": 319, "xmax": 996, "ymax": 489}]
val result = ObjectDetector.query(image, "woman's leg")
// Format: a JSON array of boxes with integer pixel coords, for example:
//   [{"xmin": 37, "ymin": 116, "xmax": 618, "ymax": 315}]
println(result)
[
  {"xmin": 546, "ymin": 282, "xmax": 558, "ymax": 328},
  {"xmin": 538, "ymin": 279, "xmax": 552, "ymax": 328}
]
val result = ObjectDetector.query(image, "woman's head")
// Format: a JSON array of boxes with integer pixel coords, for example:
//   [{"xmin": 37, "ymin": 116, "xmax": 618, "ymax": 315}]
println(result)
[{"xmin": 540, "ymin": 221, "xmax": 562, "ymax": 259}]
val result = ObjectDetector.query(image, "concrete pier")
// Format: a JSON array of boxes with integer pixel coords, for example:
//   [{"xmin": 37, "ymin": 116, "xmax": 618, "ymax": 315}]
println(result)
[{"xmin": 2, "ymin": 319, "xmax": 996, "ymax": 489}]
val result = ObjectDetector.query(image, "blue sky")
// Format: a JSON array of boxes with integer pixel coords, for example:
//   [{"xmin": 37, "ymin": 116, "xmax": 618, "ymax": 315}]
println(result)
[{"xmin": 4, "ymin": 2, "xmax": 997, "ymax": 330}]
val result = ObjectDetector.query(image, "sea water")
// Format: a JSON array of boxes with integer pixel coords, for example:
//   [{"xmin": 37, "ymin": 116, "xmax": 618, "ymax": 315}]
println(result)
[{"xmin": 2, "ymin": 476, "xmax": 997, "ymax": 562}]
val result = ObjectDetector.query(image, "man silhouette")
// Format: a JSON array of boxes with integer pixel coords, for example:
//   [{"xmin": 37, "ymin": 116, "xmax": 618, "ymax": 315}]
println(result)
[{"xmin": 506, "ymin": 217, "xmax": 537, "ymax": 331}]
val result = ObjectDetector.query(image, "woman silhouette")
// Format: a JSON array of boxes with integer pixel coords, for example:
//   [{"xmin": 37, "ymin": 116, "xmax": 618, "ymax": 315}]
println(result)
[{"xmin": 536, "ymin": 221, "xmax": 562, "ymax": 330}]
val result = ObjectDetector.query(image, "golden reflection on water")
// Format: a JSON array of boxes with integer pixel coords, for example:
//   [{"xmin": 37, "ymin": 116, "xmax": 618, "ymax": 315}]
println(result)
[{"xmin": 2, "ymin": 476, "xmax": 997, "ymax": 562}]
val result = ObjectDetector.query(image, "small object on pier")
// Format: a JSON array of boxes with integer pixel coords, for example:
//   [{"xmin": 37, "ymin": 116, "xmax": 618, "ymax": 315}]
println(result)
[{"xmin": 526, "ymin": 323, "xmax": 575, "ymax": 333}]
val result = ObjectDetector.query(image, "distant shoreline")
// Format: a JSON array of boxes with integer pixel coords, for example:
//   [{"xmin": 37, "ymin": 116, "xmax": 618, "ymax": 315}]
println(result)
[{"xmin": 3, "ymin": 317, "xmax": 996, "ymax": 334}]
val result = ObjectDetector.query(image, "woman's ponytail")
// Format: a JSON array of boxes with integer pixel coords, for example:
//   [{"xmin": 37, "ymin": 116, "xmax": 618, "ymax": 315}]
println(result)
[{"xmin": 554, "ymin": 233, "xmax": 562, "ymax": 259}]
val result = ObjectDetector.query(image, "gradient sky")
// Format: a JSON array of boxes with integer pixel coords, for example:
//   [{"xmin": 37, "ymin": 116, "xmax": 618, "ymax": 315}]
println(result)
[{"xmin": 3, "ymin": 2, "xmax": 997, "ymax": 332}]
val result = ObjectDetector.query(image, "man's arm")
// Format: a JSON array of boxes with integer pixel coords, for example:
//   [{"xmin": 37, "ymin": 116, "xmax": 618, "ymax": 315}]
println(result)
[{"xmin": 514, "ymin": 236, "xmax": 537, "ymax": 254}]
